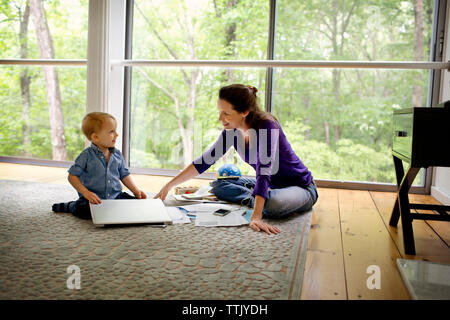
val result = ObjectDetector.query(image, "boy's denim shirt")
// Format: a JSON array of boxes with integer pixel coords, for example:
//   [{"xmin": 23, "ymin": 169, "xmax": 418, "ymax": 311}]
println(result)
[{"xmin": 68, "ymin": 143, "xmax": 130, "ymax": 199}]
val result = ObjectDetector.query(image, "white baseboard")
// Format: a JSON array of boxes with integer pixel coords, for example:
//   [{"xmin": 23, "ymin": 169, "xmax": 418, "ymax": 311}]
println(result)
[{"xmin": 431, "ymin": 186, "xmax": 450, "ymax": 206}]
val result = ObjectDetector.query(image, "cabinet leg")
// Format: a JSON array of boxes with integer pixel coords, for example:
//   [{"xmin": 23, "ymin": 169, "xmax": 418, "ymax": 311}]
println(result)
[
  {"xmin": 398, "ymin": 167, "xmax": 420, "ymax": 255},
  {"xmin": 389, "ymin": 156, "xmax": 405, "ymax": 227},
  {"xmin": 389, "ymin": 198, "xmax": 400, "ymax": 227},
  {"xmin": 398, "ymin": 192, "xmax": 416, "ymax": 255}
]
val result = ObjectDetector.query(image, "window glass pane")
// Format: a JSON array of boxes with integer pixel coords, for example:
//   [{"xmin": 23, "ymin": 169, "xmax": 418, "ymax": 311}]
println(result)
[
  {"xmin": 132, "ymin": 0, "xmax": 269, "ymax": 60},
  {"xmin": 274, "ymin": 0, "xmax": 434, "ymax": 186},
  {"xmin": 129, "ymin": 66, "xmax": 266, "ymax": 176},
  {"xmin": 0, "ymin": 66, "xmax": 87, "ymax": 161},
  {"xmin": 276, "ymin": 0, "xmax": 434, "ymax": 61},
  {"xmin": 0, "ymin": 0, "xmax": 88, "ymax": 59},
  {"xmin": 0, "ymin": 0, "xmax": 88, "ymax": 161},
  {"xmin": 131, "ymin": 0, "xmax": 270, "ymax": 174},
  {"xmin": 271, "ymin": 68, "xmax": 429, "ymax": 185}
]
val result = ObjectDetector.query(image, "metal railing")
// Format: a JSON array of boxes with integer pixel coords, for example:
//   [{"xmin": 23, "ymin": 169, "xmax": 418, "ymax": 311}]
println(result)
[
  {"xmin": 0, "ymin": 59, "xmax": 86, "ymax": 66},
  {"xmin": 1, "ymin": 59, "xmax": 449, "ymax": 70},
  {"xmin": 112, "ymin": 59, "xmax": 450, "ymax": 70}
]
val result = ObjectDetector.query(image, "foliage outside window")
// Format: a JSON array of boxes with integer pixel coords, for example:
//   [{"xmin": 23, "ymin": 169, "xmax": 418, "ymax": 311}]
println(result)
[
  {"xmin": 130, "ymin": 0, "xmax": 433, "ymax": 185},
  {"xmin": 130, "ymin": 0, "xmax": 269, "ymax": 175},
  {"xmin": 0, "ymin": 0, "xmax": 88, "ymax": 161}
]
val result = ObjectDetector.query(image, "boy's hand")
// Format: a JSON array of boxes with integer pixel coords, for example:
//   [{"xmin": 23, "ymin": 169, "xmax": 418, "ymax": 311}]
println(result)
[
  {"xmin": 83, "ymin": 191, "xmax": 102, "ymax": 204},
  {"xmin": 133, "ymin": 189, "xmax": 147, "ymax": 199}
]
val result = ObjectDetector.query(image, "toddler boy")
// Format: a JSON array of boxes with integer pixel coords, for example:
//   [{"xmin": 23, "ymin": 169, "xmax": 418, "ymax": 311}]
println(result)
[{"xmin": 52, "ymin": 112, "xmax": 147, "ymax": 219}]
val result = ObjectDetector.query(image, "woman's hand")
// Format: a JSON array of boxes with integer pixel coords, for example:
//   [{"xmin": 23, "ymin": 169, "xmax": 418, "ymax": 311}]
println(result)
[
  {"xmin": 249, "ymin": 218, "xmax": 281, "ymax": 235},
  {"xmin": 249, "ymin": 195, "xmax": 280, "ymax": 235},
  {"xmin": 154, "ymin": 184, "xmax": 172, "ymax": 201},
  {"xmin": 153, "ymin": 164, "xmax": 199, "ymax": 201}
]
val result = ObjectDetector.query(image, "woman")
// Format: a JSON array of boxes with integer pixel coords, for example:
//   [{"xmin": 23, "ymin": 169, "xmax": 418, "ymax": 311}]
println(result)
[{"xmin": 154, "ymin": 84, "xmax": 318, "ymax": 235}]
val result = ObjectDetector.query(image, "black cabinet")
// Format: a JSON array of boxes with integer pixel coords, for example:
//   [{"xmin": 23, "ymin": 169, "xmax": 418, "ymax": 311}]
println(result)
[{"xmin": 390, "ymin": 101, "xmax": 450, "ymax": 255}]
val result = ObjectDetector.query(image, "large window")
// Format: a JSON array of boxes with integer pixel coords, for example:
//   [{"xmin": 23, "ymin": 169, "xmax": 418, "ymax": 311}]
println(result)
[
  {"xmin": 0, "ymin": 0, "xmax": 445, "ymax": 190},
  {"xmin": 0, "ymin": 0, "xmax": 88, "ymax": 161},
  {"xmin": 128, "ymin": 0, "xmax": 436, "ymax": 186}
]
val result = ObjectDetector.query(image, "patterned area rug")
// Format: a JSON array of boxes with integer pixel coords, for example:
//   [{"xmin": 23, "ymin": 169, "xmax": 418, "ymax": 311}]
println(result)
[{"xmin": 0, "ymin": 180, "xmax": 312, "ymax": 300}]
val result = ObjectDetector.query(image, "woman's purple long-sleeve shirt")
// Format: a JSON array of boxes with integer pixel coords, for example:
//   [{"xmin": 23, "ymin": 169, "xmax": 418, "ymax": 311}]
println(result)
[{"xmin": 193, "ymin": 119, "xmax": 313, "ymax": 199}]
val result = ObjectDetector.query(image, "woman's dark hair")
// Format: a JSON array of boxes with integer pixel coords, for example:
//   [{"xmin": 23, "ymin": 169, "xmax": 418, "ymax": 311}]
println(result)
[{"xmin": 218, "ymin": 84, "xmax": 279, "ymax": 129}]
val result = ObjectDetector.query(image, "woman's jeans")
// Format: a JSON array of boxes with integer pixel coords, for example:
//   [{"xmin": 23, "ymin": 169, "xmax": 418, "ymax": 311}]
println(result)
[{"xmin": 210, "ymin": 177, "xmax": 318, "ymax": 219}]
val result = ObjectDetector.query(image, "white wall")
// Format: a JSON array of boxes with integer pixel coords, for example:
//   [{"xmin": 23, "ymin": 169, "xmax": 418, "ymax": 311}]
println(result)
[{"xmin": 431, "ymin": 2, "xmax": 450, "ymax": 205}]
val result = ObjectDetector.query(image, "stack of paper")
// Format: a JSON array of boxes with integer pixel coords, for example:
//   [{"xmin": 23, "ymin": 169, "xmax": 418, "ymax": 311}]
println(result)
[
  {"xmin": 178, "ymin": 203, "xmax": 235, "ymax": 214},
  {"xmin": 194, "ymin": 209, "xmax": 249, "ymax": 227},
  {"xmin": 174, "ymin": 185, "xmax": 227, "ymax": 203},
  {"xmin": 146, "ymin": 190, "xmax": 253, "ymax": 227},
  {"xmin": 179, "ymin": 185, "xmax": 214, "ymax": 199},
  {"xmin": 166, "ymin": 207, "xmax": 191, "ymax": 224}
]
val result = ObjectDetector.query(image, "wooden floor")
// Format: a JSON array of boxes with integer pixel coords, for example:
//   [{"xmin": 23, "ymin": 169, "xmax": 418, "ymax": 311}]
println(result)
[{"xmin": 1, "ymin": 162, "xmax": 449, "ymax": 300}]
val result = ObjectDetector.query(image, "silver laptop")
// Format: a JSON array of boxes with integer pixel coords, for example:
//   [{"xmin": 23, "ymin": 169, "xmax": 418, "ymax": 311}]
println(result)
[{"xmin": 89, "ymin": 198, "xmax": 173, "ymax": 226}]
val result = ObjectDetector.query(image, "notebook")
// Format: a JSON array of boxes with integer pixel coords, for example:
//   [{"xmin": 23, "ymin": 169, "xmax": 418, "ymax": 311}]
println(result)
[{"xmin": 89, "ymin": 198, "xmax": 173, "ymax": 226}]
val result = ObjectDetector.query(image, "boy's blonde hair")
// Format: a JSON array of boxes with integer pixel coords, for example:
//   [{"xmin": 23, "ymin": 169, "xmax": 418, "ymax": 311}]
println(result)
[{"xmin": 81, "ymin": 112, "xmax": 116, "ymax": 141}]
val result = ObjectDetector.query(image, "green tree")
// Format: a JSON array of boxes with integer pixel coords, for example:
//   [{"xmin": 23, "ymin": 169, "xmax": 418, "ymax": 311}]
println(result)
[
  {"xmin": 29, "ymin": 0, "xmax": 66, "ymax": 160},
  {"xmin": 0, "ymin": 0, "xmax": 87, "ymax": 160}
]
